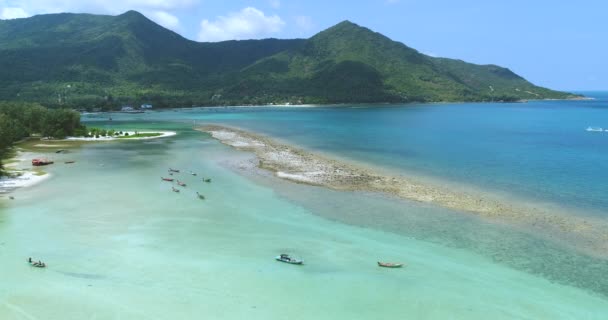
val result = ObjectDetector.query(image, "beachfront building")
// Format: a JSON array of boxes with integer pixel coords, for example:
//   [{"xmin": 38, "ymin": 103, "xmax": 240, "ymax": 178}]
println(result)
[{"xmin": 141, "ymin": 104, "xmax": 153, "ymax": 109}]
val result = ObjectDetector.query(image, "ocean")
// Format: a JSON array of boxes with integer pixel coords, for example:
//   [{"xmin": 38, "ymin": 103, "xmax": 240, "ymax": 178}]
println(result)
[{"xmin": 1, "ymin": 92, "xmax": 607, "ymax": 318}]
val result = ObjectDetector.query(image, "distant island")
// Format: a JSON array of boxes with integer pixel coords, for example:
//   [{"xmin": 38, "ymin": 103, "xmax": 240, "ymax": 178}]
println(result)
[{"xmin": 0, "ymin": 10, "xmax": 578, "ymax": 109}]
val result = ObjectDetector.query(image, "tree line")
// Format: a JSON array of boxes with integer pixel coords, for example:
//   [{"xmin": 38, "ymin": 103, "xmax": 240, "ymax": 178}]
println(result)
[{"xmin": 0, "ymin": 102, "xmax": 86, "ymax": 176}]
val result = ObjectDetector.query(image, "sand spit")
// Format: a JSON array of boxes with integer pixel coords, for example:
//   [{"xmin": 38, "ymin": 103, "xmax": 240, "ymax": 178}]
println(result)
[
  {"xmin": 200, "ymin": 125, "xmax": 608, "ymax": 258},
  {"xmin": 65, "ymin": 131, "xmax": 176, "ymax": 141}
]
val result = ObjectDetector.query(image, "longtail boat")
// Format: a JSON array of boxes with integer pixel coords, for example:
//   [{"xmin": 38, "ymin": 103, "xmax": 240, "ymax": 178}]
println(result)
[
  {"xmin": 28, "ymin": 258, "xmax": 46, "ymax": 268},
  {"xmin": 172, "ymin": 187, "xmax": 180, "ymax": 193},
  {"xmin": 169, "ymin": 168, "xmax": 180, "ymax": 173},
  {"xmin": 32, "ymin": 158, "xmax": 54, "ymax": 166},
  {"xmin": 177, "ymin": 180, "xmax": 187, "ymax": 187},
  {"xmin": 275, "ymin": 254, "xmax": 303, "ymax": 265},
  {"xmin": 377, "ymin": 262, "xmax": 404, "ymax": 268},
  {"xmin": 161, "ymin": 177, "xmax": 174, "ymax": 182}
]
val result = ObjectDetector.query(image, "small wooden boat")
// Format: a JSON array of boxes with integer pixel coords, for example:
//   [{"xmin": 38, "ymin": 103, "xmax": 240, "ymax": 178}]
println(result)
[
  {"xmin": 32, "ymin": 158, "xmax": 54, "ymax": 166},
  {"xmin": 28, "ymin": 259, "xmax": 46, "ymax": 268},
  {"xmin": 275, "ymin": 254, "xmax": 303, "ymax": 265},
  {"xmin": 161, "ymin": 177, "xmax": 174, "ymax": 182},
  {"xmin": 196, "ymin": 192, "xmax": 205, "ymax": 200},
  {"xmin": 65, "ymin": 161, "xmax": 75, "ymax": 164},
  {"xmin": 203, "ymin": 178, "xmax": 212, "ymax": 183},
  {"xmin": 377, "ymin": 262, "xmax": 404, "ymax": 268},
  {"xmin": 190, "ymin": 172, "xmax": 197, "ymax": 176},
  {"xmin": 169, "ymin": 168, "xmax": 180, "ymax": 173},
  {"xmin": 177, "ymin": 180, "xmax": 187, "ymax": 187},
  {"xmin": 172, "ymin": 187, "xmax": 180, "ymax": 193}
]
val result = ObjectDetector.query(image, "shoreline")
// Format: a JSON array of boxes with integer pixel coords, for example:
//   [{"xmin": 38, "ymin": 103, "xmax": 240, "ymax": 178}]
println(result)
[
  {"xmin": 65, "ymin": 131, "xmax": 176, "ymax": 141},
  {"xmin": 81, "ymin": 96, "xmax": 594, "ymax": 116},
  {"xmin": 199, "ymin": 125, "xmax": 608, "ymax": 259},
  {"xmin": 0, "ymin": 171, "xmax": 51, "ymax": 194},
  {"xmin": 0, "ymin": 150, "xmax": 51, "ymax": 195}
]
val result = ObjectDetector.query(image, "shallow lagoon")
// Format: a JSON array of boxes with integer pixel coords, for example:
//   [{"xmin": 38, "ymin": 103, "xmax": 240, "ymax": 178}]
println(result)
[{"xmin": 2, "ymin": 98, "xmax": 608, "ymax": 318}]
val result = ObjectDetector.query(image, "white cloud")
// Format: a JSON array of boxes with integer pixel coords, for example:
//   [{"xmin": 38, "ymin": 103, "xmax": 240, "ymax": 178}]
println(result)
[
  {"xmin": 1, "ymin": 7, "xmax": 30, "ymax": 19},
  {"xmin": 294, "ymin": 15, "xmax": 314, "ymax": 31},
  {"xmin": 268, "ymin": 0, "xmax": 281, "ymax": 9},
  {"xmin": 198, "ymin": 7, "xmax": 285, "ymax": 42},
  {"xmin": 147, "ymin": 10, "xmax": 180, "ymax": 31}
]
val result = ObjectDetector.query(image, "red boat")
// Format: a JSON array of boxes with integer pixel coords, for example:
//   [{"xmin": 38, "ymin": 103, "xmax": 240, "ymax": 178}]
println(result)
[
  {"xmin": 161, "ymin": 177, "xmax": 174, "ymax": 182},
  {"xmin": 32, "ymin": 158, "xmax": 54, "ymax": 166}
]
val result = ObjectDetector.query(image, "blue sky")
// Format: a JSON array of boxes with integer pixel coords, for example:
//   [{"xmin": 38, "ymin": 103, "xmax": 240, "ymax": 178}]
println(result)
[{"xmin": 0, "ymin": 0, "xmax": 606, "ymax": 90}]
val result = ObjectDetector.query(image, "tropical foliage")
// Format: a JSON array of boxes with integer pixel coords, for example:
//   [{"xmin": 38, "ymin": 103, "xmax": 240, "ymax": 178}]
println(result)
[
  {"xmin": 0, "ymin": 102, "xmax": 85, "ymax": 176},
  {"xmin": 0, "ymin": 11, "xmax": 577, "ymax": 108}
]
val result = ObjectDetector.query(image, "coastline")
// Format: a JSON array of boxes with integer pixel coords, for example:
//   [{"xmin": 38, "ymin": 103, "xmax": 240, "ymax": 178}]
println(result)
[
  {"xmin": 0, "ymin": 151, "xmax": 51, "ymax": 195},
  {"xmin": 0, "ymin": 131, "xmax": 176, "ymax": 195},
  {"xmin": 0, "ymin": 171, "xmax": 51, "ymax": 194},
  {"xmin": 82, "ymin": 95, "xmax": 594, "ymax": 116},
  {"xmin": 65, "ymin": 130, "xmax": 176, "ymax": 141},
  {"xmin": 199, "ymin": 124, "xmax": 608, "ymax": 258}
]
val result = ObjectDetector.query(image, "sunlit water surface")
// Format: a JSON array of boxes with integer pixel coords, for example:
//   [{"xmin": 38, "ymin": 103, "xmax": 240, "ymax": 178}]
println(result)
[{"xmin": 1, "ymin": 93, "xmax": 608, "ymax": 319}]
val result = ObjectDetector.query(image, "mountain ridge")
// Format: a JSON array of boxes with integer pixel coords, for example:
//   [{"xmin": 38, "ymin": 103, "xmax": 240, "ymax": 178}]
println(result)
[{"xmin": 0, "ymin": 11, "xmax": 577, "ymax": 108}]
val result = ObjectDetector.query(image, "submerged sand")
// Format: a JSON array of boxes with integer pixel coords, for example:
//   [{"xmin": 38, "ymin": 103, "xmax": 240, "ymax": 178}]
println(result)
[{"xmin": 199, "ymin": 125, "xmax": 608, "ymax": 258}]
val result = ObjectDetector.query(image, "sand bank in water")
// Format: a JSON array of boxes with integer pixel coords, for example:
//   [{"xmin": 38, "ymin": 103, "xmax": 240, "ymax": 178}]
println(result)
[
  {"xmin": 199, "ymin": 125, "xmax": 608, "ymax": 258},
  {"xmin": 65, "ymin": 131, "xmax": 176, "ymax": 141}
]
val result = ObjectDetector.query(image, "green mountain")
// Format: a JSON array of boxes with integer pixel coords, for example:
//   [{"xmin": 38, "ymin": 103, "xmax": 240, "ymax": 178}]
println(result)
[{"xmin": 0, "ymin": 11, "xmax": 576, "ymax": 108}]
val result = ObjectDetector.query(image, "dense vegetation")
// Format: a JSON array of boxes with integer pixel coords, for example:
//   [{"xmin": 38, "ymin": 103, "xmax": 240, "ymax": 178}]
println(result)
[
  {"xmin": 0, "ymin": 102, "xmax": 85, "ymax": 176},
  {"xmin": 0, "ymin": 11, "xmax": 577, "ymax": 108}
]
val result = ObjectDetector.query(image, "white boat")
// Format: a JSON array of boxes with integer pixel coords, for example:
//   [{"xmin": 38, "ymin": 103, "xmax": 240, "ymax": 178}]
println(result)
[
  {"xmin": 275, "ymin": 254, "xmax": 303, "ymax": 265},
  {"xmin": 586, "ymin": 126, "xmax": 603, "ymax": 132}
]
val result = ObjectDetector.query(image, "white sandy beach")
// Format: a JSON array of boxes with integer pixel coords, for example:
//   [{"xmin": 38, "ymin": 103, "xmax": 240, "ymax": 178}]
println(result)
[
  {"xmin": 65, "ymin": 131, "xmax": 176, "ymax": 141},
  {"xmin": 0, "ymin": 171, "xmax": 50, "ymax": 194}
]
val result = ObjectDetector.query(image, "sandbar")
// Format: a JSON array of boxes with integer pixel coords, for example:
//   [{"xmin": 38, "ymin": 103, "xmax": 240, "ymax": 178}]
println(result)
[{"xmin": 199, "ymin": 125, "xmax": 608, "ymax": 258}]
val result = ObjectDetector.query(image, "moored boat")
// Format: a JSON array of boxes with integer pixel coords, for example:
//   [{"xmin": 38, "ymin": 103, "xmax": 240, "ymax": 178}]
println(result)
[
  {"xmin": 196, "ymin": 192, "xmax": 205, "ymax": 200},
  {"xmin": 177, "ymin": 180, "xmax": 187, "ymax": 187},
  {"xmin": 162, "ymin": 177, "xmax": 174, "ymax": 182},
  {"xmin": 377, "ymin": 261, "xmax": 404, "ymax": 268},
  {"xmin": 275, "ymin": 254, "xmax": 303, "ymax": 265},
  {"xmin": 32, "ymin": 158, "xmax": 54, "ymax": 166},
  {"xmin": 172, "ymin": 187, "xmax": 180, "ymax": 193},
  {"xmin": 169, "ymin": 168, "xmax": 180, "ymax": 173},
  {"xmin": 28, "ymin": 258, "xmax": 46, "ymax": 268}
]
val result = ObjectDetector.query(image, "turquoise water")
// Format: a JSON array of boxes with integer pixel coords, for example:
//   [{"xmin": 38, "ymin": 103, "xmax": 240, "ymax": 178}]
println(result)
[
  {"xmin": 87, "ymin": 92, "xmax": 608, "ymax": 216},
  {"xmin": 2, "ymin": 95, "xmax": 608, "ymax": 318}
]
